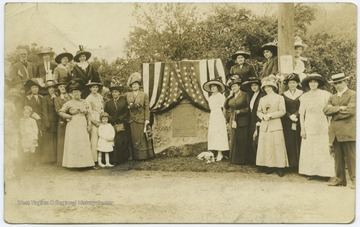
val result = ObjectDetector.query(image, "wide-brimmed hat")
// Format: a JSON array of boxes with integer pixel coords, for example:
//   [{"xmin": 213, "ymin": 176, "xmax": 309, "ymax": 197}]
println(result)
[
  {"xmin": 86, "ymin": 76, "xmax": 103, "ymax": 89},
  {"xmin": 301, "ymin": 73, "xmax": 325, "ymax": 88},
  {"xmin": 203, "ymin": 77, "xmax": 226, "ymax": 93},
  {"xmin": 55, "ymin": 52, "xmax": 73, "ymax": 64},
  {"xmin": 294, "ymin": 36, "xmax": 308, "ymax": 51},
  {"xmin": 240, "ymin": 77, "xmax": 261, "ymax": 92},
  {"xmin": 24, "ymin": 78, "xmax": 46, "ymax": 89},
  {"xmin": 74, "ymin": 45, "xmax": 91, "ymax": 62},
  {"xmin": 109, "ymin": 76, "xmax": 125, "ymax": 92},
  {"xmin": 127, "ymin": 72, "xmax": 142, "ymax": 87},
  {"xmin": 45, "ymin": 80, "xmax": 57, "ymax": 89},
  {"xmin": 258, "ymin": 40, "xmax": 278, "ymax": 57},
  {"xmin": 261, "ymin": 76, "xmax": 278, "ymax": 91},
  {"xmin": 328, "ymin": 73, "xmax": 350, "ymax": 84},
  {"xmin": 228, "ymin": 79, "xmax": 243, "ymax": 87},
  {"xmin": 283, "ymin": 73, "xmax": 301, "ymax": 84},
  {"xmin": 232, "ymin": 50, "xmax": 251, "ymax": 60},
  {"xmin": 66, "ymin": 79, "xmax": 85, "ymax": 93},
  {"xmin": 37, "ymin": 47, "xmax": 55, "ymax": 57}
]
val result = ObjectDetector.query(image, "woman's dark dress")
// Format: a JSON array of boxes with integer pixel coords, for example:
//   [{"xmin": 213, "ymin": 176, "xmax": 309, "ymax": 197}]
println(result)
[
  {"xmin": 104, "ymin": 95, "xmax": 130, "ymax": 164},
  {"xmin": 224, "ymin": 91, "xmax": 250, "ymax": 165},
  {"xmin": 281, "ymin": 90, "xmax": 303, "ymax": 168},
  {"xmin": 248, "ymin": 91, "xmax": 266, "ymax": 164}
]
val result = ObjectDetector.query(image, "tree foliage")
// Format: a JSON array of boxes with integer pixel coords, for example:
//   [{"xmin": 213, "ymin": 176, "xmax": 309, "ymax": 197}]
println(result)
[
  {"xmin": 126, "ymin": 3, "xmax": 202, "ymax": 62},
  {"xmin": 306, "ymin": 33, "xmax": 356, "ymax": 90},
  {"xmin": 5, "ymin": 3, "xmax": 355, "ymax": 91}
]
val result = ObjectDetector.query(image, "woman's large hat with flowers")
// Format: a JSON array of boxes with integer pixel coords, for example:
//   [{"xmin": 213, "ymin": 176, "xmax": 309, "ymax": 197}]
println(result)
[
  {"xmin": 261, "ymin": 75, "xmax": 278, "ymax": 91},
  {"xmin": 74, "ymin": 45, "xmax": 91, "ymax": 62},
  {"xmin": 127, "ymin": 72, "xmax": 142, "ymax": 87},
  {"xmin": 258, "ymin": 39, "xmax": 278, "ymax": 57},
  {"xmin": 110, "ymin": 76, "xmax": 125, "ymax": 92}
]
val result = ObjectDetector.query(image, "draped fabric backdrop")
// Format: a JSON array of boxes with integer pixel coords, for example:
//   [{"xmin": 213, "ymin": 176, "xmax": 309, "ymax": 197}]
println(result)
[{"xmin": 142, "ymin": 59, "xmax": 226, "ymax": 113}]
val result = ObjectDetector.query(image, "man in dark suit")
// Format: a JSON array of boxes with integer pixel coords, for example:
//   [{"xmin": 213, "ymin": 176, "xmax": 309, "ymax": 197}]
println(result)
[
  {"xmin": 9, "ymin": 49, "xmax": 36, "ymax": 85},
  {"xmin": 323, "ymin": 73, "xmax": 356, "ymax": 189},
  {"xmin": 35, "ymin": 47, "xmax": 57, "ymax": 81}
]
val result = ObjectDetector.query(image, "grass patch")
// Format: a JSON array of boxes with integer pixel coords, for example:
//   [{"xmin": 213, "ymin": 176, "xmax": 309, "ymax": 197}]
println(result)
[{"xmin": 110, "ymin": 156, "xmax": 258, "ymax": 173}]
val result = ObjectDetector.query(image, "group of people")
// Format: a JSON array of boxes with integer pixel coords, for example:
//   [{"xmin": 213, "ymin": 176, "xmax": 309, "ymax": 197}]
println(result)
[
  {"xmin": 4, "ymin": 39, "xmax": 356, "ymax": 190},
  {"xmin": 203, "ymin": 38, "xmax": 356, "ymax": 189},
  {"xmin": 5, "ymin": 46, "xmax": 155, "ymax": 176}
]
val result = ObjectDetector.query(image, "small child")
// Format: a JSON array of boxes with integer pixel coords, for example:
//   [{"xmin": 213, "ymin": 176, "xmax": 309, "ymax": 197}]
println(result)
[
  {"xmin": 19, "ymin": 106, "xmax": 38, "ymax": 170},
  {"xmin": 97, "ymin": 112, "xmax": 115, "ymax": 167}
]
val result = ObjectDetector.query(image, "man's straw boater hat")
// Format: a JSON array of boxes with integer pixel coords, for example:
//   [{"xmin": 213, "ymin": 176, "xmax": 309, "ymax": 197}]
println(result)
[{"xmin": 328, "ymin": 73, "xmax": 350, "ymax": 84}]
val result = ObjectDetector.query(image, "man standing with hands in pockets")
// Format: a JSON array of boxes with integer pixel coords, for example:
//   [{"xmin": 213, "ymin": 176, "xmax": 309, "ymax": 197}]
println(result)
[{"xmin": 323, "ymin": 73, "xmax": 356, "ymax": 189}]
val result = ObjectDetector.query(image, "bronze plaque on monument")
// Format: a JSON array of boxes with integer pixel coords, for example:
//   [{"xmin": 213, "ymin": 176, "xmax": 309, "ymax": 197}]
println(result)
[{"xmin": 172, "ymin": 102, "xmax": 197, "ymax": 137}]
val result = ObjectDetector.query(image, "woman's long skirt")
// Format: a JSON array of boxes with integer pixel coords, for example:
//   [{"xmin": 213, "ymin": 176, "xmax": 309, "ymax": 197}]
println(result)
[
  {"xmin": 41, "ymin": 130, "xmax": 57, "ymax": 163},
  {"xmin": 129, "ymin": 122, "xmax": 155, "ymax": 160},
  {"xmin": 282, "ymin": 119, "xmax": 301, "ymax": 168},
  {"xmin": 229, "ymin": 126, "xmax": 248, "ymax": 165},
  {"xmin": 89, "ymin": 125, "xmax": 99, "ymax": 162},
  {"xmin": 299, "ymin": 133, "xmax": 335, "ymax": 177},
  {"xmin": 208, "ymin": 109, "xmax": 229, "ymax": 151},
  {"xmin": 56, "ymin": 121, "xmax": 66, "ymax": 166},
  {"xmin": 109, "ymin": 130, "xmax": 130, "ymax": 164},
  {"xmin": 256, "ymin": 130, "xmax": 289, "ymax": 168},
  {"xmin": 62, "ymin": 115, "xmax": 94, "ymax": 168}
]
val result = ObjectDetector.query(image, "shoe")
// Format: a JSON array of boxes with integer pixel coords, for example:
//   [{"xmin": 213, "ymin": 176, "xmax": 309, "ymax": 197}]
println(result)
[
  {"xmin": 105, "ymin": 163, "xmax": 114, "ymax": 167},
  {"xmin": 276, "ymin": 169, "xmax": 284, "ymax": 177},
  {"xmin": 265, "ymin": 168, "xmax": 274, "ymax": 174},
  {"xmin": 93, "ymin": 165, "xmax": 100, "ymax": 170},
  {"xmin": 328, "ymin": 182, "xmax": 346, "ymax": 187},
  {"xmin": 98, "ymin": 162, "xmax": 106, "ymax": 168},
  {"xmin": 216, "ymin": 155, "xmax": 223, "ymax": 162},
  {"xmin": 350, "ymin": 181, "xmax": 356, "ymax": 189}
]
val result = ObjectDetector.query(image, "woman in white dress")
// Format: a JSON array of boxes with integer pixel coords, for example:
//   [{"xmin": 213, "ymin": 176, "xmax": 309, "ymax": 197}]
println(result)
[
  {"xmin": 85, "ymin": 77, "xmax": 104, "ymax": 165},
  {"xmin": 203, "ymin": 78, "xmax": 229, "ymax": 161},
  {"xmin": 299, "ymin": 74, "xmax": 335, "ymax": 179}
]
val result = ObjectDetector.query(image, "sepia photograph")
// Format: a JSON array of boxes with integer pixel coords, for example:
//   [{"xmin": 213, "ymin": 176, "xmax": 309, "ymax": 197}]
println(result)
[{"xmin": 2, "ymin": 0, "xmax": 358, "ymax": 224}]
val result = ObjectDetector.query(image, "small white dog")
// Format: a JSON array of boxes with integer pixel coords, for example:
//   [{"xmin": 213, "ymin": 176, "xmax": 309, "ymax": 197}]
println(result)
[{"xmin": 197, "ymin": 151, "xmax": 215, "ymax": 164}]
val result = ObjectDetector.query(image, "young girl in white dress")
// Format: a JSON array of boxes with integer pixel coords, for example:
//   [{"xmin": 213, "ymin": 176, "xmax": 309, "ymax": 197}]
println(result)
[
  {"xmin": 97, "ymin": 112, "xmax": 115, "ymax": 167},
  {"xmin": 202, "ymin": 78, "xmax": 229, "ymax": 161}
]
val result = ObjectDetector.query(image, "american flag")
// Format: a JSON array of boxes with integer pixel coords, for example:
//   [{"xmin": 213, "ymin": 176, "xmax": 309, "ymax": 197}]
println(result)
[{"xmin": 142, "ymin": 59, "xmax": 226, "ymax": 113}]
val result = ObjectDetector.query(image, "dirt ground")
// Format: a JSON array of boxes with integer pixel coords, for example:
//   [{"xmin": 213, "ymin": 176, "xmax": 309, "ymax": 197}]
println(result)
[{"xmin": 4, "ymin": 162, "xmax": 356, "ymax": 224}]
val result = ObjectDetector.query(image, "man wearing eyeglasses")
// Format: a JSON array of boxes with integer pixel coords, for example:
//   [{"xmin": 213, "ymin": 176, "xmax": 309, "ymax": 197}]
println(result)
[{"xmin": 323, "ymin": 73, "xmax": 356, "ymax": 189}]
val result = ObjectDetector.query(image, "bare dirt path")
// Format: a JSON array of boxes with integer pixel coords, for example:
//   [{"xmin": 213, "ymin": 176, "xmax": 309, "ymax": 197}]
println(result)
[{"xmin": 4, "ymin": 164, "xmax": 355, "ymax": 224}]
